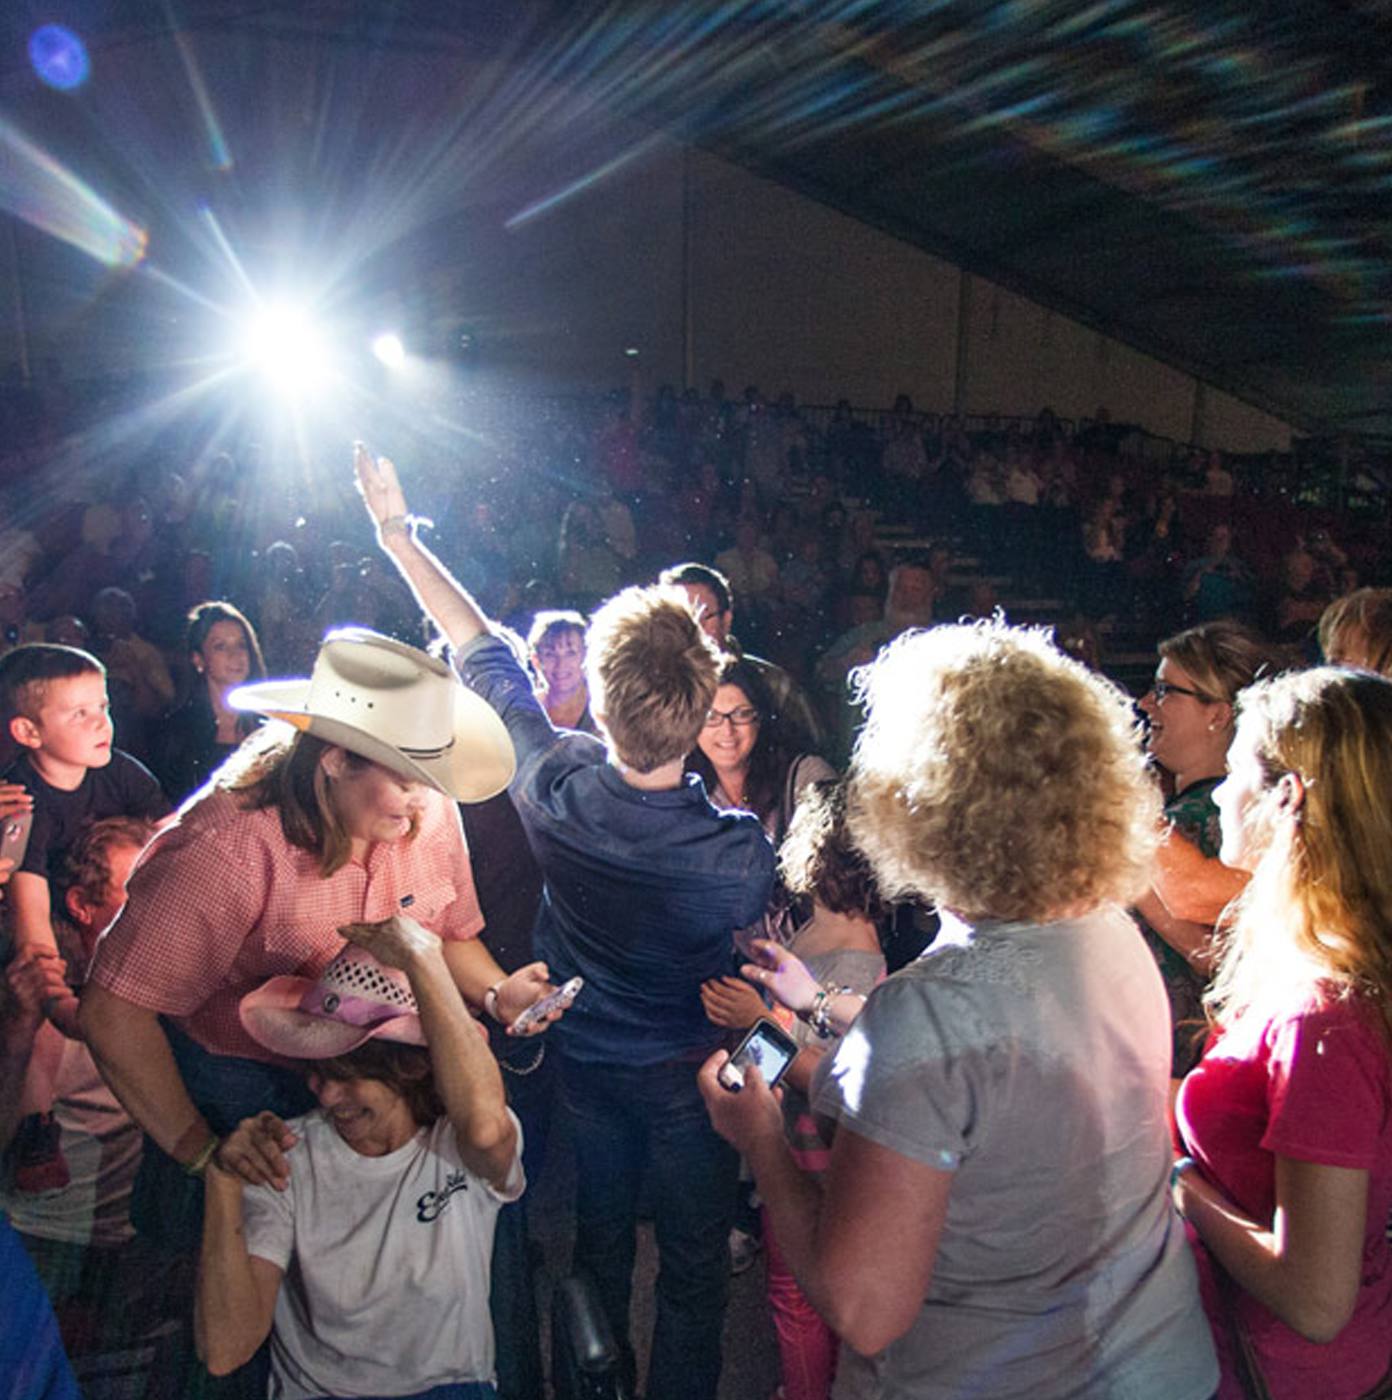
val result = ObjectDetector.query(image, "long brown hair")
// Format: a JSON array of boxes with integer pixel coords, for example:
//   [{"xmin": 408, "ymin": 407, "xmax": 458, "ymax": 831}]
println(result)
[{"xmin": 220, "ymin": 723, "xmax": 416, "ymax": 877}]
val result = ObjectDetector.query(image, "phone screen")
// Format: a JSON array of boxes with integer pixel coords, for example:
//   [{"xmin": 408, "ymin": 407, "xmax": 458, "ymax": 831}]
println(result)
[{"xmin": 723, "ymin": 1019, "xmax": 798, "ymax": 1091}]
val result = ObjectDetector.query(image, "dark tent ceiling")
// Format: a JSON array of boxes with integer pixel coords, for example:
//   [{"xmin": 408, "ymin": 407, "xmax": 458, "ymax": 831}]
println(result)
[{"xmin": 4, "ymin": 0, "xmax": 1391, "ymax": 439}]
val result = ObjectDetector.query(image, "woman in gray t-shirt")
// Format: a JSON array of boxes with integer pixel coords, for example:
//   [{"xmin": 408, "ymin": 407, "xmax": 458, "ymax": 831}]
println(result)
[{"xmin": 701, "ymin": 619, "xmax": 1218, "ymax": 1400}]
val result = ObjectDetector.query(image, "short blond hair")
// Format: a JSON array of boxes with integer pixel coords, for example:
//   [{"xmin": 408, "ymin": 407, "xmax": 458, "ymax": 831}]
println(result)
[
  {"xmin": 586, "ymin": 585, "xmax": 721, "ymax": 772},
  {"xmin": 846, "ymin": 619, "xmax": 1159, "ymax": 922}
]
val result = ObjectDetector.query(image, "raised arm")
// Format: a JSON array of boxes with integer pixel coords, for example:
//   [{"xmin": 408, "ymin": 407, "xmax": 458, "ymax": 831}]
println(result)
[
  {"xmin": 355, "ymin": 444, "xmax": 489, "ymax": 649},
  {"xmin": 341, "ymin": 915, "xmax": 518, "ymax": 1189}
]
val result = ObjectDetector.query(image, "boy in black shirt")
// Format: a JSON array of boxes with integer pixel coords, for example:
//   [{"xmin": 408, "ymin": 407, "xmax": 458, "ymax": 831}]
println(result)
[{"xmin": 0, "ymin": 645, "xmax": 170, "ymax": 1189}]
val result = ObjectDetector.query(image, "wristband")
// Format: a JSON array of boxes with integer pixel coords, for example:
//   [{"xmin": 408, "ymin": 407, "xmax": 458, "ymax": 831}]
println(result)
[
  {"xmin": 378, "ymin": 513, "xmax": 433, "ymax": 542},
  {"xmin": 484, "ymin": 980, "xmax": 507, "ymax": 1024},
  {"xmin": 185, "ymin": 1135, "xmax": 220, "ymax": 1179},
  {"xmin": 1170, "ymin": 1155, "xmax": 1197, "ymax": 1190}
]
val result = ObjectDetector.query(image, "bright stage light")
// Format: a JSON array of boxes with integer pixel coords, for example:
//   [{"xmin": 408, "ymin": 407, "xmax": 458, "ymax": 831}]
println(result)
[
  {"xmin": 372, "ymin": 333, "xmax": 405, "ymax": 369},
  {"xmin": 238, "ymin": 304, "xmax": 332, "ymax": 396}
]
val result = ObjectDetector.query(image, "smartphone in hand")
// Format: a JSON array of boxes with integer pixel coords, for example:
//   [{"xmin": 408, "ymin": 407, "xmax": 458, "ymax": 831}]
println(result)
[
  {"xmin": 718, "ymin": 1018, "xmax": 799, "ymax": 1093},
  {"xmin": 509, "ymin": 975, "xmax": 583, "ymax": 1034}
]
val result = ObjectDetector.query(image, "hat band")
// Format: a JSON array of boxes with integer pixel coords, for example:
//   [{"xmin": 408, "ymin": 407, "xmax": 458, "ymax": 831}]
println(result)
[
  {"xmin": 300, "ymin": 984, "xmax": 413, "ymax": 1032},
  {"xmin": 398, "ymin": 737, "xmax": 456, "ymax": 760}
]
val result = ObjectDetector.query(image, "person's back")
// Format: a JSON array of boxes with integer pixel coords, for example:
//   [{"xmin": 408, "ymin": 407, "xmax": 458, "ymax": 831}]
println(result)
[
  {"xmin": 451, "ymin": 587, "xmax": 774, "ymax": 1400},
  {"xmin": 455, "ymin": 588, "xmax": 773, "ymax": 1064},
  {"xmin": 363, "ymin": 448, "xmax": 778, "ymax": 1400},
  {"xmin": 835, "ymin": 906, "xmax": 1210, "ymax": 1399}
]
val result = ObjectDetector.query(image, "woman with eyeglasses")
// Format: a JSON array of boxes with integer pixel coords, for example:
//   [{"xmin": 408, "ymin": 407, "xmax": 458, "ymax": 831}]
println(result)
[
  {"xmin": 687, "ymin": 657, "xmax": 835, "ymax": 1286},
  {"xmin": 1135, "ymin": 621, "xmax": 1274, "ymax": 1076},
  {"xmin": 689, "ymin": 659, "xmax": 833, "ymax": 1019},
  {"xmin": 1173, "ymin": 667, "xmax": 1392, "ymax": 1399}
]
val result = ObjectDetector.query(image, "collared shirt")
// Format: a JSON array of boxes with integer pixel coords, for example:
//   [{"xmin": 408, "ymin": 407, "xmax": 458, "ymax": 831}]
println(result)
[
  {"xmin": 453, "ymin": 635, "xmax": 774, "ymax": 1066},
  {"xmin": 86, "ymin": 787, "xmax": 483, "ymax": 1063}
]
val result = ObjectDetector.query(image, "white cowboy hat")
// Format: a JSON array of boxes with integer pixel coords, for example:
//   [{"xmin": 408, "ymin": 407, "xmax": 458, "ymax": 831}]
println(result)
[{"xmin": 230, "ymin": 627, "xmax": 515, "ymax": 803}]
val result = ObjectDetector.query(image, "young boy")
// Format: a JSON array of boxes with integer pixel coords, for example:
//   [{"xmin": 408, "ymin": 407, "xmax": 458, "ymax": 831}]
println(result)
[
  {"xmin": 0, "ymin": 645, "xmax": 169, "ymax": 1187},
  {"xmin": 359, "ymin": 446, "xmax": 775, "ymax": 1400}
]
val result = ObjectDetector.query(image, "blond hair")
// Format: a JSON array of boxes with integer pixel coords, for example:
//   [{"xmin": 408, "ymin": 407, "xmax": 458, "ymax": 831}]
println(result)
[
  {"xmin": 586, "ymin": 585, "xmax": 721, "ymax": 772},
  {"xmin": 1208, "ymin": 667, "xmax": 1392, "ymax": 1034},
  {"xmin": 1318, "ymin": 588, "xmax": 1392, "ymax": 677},
  {"xmin": 1158, "ymin": 620, "xmax": 1275, "ymax": 705},
  {"xmin": 846, "ymin": 619, "xmax": 1159, "ymax": 922}
]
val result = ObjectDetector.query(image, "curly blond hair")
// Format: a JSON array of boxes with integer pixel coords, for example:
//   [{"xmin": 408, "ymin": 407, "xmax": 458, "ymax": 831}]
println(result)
[
  {"xmin": 846, "ymin": 619, "xmax": 1159, "ymax": 922},
  {"xmin": 586, "ymin": 585, "xmax": 721, "ymax": 772},
  {"xmin": 1209, "ymin": 667, "xmax": 1392, "ymax": 1034}
]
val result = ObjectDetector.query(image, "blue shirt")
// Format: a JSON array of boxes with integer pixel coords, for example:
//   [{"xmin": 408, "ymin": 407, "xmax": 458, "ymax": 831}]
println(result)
[{"xmin": 454, "ymin": 636, "xmax": 774, "ymax": 1065}]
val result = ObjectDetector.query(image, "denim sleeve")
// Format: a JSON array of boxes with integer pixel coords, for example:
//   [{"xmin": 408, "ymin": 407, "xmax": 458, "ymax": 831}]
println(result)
[{"xmin": 451, "ymin": 634, "xmax": 561, "ymax": 773}]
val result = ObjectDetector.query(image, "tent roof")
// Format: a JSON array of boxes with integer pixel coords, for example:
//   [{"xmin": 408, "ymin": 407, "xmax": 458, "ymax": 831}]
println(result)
[{"xmin": 5, "ymin": 0, "xmax": 1390, "ymax": 437}]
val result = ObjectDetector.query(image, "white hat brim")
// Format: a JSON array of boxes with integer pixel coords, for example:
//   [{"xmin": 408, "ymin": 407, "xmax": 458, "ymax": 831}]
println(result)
[{"xmin": 230, "ymin": 675, "xmax": 515, "ymax": 805}]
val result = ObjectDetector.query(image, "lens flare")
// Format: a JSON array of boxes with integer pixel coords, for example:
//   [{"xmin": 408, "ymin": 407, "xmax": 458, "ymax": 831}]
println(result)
[
  {"xmin": 0, "ymin": 116, "xmax": 147, "ymax": 268},
  {"xmin": 29, "ymin": 25, "xmax": 89, "ymax": 91},
  {"xmin": 372, "ymin": 333, "xmax": 406, "ymax": 369}
]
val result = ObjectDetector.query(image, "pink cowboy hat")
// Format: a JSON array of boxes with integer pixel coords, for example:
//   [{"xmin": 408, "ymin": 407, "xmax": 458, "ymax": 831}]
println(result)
[{"xmin": 239, "ymin": 945, "xmax": 427, "ymax": 1060}]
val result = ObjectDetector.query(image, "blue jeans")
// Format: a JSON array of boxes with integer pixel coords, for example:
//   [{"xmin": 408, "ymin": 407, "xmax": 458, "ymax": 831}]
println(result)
[{"xmin": 561, "ymin": 1052, "xmax": 737, "ymax": 1400}]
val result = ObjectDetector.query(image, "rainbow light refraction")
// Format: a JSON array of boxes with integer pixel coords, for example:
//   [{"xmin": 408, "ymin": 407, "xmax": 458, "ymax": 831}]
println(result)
[{"xmin": 0, "ymin": 117, "xmax": 147, "ymax": 268}]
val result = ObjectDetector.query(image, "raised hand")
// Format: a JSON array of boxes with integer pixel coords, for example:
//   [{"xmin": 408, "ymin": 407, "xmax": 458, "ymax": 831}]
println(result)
[
  {"xmin": 353, "ymin": 442, "xmax": 409, "ymax": 528},
  {"xmin": 338, "ymin": 914, "xmax": 440, "ymax": 972}
]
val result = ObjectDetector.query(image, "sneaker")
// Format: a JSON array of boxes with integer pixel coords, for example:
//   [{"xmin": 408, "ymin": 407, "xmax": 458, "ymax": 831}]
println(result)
[
  {"xmin": 12, "ymin": 1111, "xmax": 70, "ymax": 1194},
  {"xmin": 729, "ymin": 1225, "xmax": 762, "ymax": 1276}
]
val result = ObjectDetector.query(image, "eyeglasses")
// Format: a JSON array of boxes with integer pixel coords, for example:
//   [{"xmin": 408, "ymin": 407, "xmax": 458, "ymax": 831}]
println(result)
[
  {"xmin": 704, "ymin": 705, "xmax": 760, "ymax": 728},
  {"xmin": 1149, "ymin": 679, "xmax": 1216, "ymax": 704}
]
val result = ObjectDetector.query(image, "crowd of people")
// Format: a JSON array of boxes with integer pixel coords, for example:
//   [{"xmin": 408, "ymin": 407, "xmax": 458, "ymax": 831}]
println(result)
[{"xmin": 0, "ymin": 377, "xmax": 1391, "ymax": 1400}]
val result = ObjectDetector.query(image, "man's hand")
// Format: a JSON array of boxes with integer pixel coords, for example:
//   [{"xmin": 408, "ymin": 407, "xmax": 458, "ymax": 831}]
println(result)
[
  {"xmin": 496, "ymin": 962, "xmax": 564, "ymax": 1037},
  {"xmin": 338, "ymin": 914, "xmax": 441, "ymax": 972},
  {"xmin": 697, "ymin": 1050, "xmax": 784, "ymax": 1154},
  {"xmin": 354, "ymin": 442, "xmax": 409, "ymax": 529},
  {"xmin": 211, "ymin": 1112, "xmax": 299, "ymax": 1192},
  {"xmin": 700, "ymin": 976, "xmax": 766, "ymax": 1029}
]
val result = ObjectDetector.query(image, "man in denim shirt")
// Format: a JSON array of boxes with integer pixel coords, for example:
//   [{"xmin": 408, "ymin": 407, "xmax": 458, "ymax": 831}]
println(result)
[{"xmin": 359, "ymin": 447, "xmax": 774, "ymax": 1400}]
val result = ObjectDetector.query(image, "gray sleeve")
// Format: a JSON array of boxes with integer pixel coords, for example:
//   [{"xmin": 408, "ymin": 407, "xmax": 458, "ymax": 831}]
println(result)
[{"xmin": 813, "ymin": 972, "xmax": 982, "ymax": 1172}]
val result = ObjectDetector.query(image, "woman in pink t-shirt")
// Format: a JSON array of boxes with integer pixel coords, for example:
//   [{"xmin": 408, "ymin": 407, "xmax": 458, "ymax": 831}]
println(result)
[{"xmin": 1174, "ymin": 666, "xmax": 1392, "ymax": 1400}]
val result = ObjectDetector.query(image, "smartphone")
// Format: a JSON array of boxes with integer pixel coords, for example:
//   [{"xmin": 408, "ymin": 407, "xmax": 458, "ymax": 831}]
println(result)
[
  {"xmin": 0, "ymin": 810, "xmax": 32, "ymax": 869},
  {"xmin": 718, "ymin": 1018, "xmax": 800, "ymax": 1093},
  {"xmin": 509, "ymin": 976, "xmax": 583, "ymax": 1034}
]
